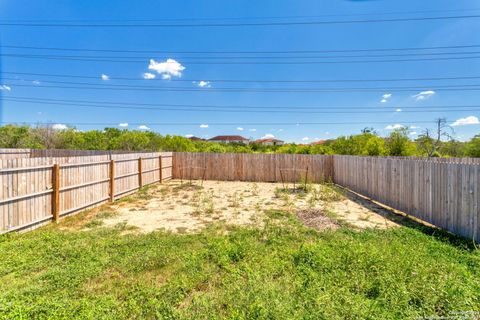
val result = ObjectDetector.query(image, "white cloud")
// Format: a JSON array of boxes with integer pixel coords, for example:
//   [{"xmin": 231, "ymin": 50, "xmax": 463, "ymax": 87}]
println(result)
[
  {"xmin": 32, "ymin": 80, "xmax": 41, "ymax": 85},
  {"xmin": 261, "ymin": 133, "xmax": 275, "ymax": 139},
  {"xmin": 118, "ymin": 123, "xmax": 129, "ymax": 127},
  {"xmin": 395, "ymin": 108, "xmax": 402, "ymax": 112},
  {"xmin": 302, "ymin": 137, "xmax": 310, "ymax": 141},
  {"xmin": 196, "ymin": 80, "xmax": 211, "ymax": 88},
  {"xmin": 236, "ymin": 127, "xmax": 244, "ymax": 131},
  {"xmin": 148, "ymin": 59, "xmax": 185, "ymax": 79},
  {"xmin": 381, "ymin": 93, "xmax": 392, "ymax": 103},
  {"xmin": 410, "ymin": 131, "xmax": 417, "ymax": 135},
  {"xmin": 200, "ymin": 124, "xmax": 209, "ymax": 128},
  {"xmin": 385, "ymin": 124, "xmax": 405, "ymax": 130},
  {"xmin": 101, "ymin": 74, "xmax": 109, "ymax": 81},
  {"xmin": 0, "ymin": 85, "xmax": 11, "ymax": 91},
  {"xmin": 185, "ymin": 134, "xmax": 194, "ymax": 138},
  {"xmin": 249, "ymin": 128, "xmax": 257, "ymax": 132},
  {"xmin": 410, "ymin": 125, "xmax": 419, "ymax": 129},
  {"xmin": 412, "ymin": 90, "xmax": 435, "ymax": 101},
  {"xmin": 451, "ymin": 116, "xmax": 480, "ymax": 127},
  {"xmin": 52, "ymin": 123, "xmax": 68, "ymax": 130},
  {"xmin": 138, "ymin": 125, "xmax": 150, "ymax": 130},
  {"xmin": 143, "ymin": 72, "xmax": 156, "ymax": 80}
]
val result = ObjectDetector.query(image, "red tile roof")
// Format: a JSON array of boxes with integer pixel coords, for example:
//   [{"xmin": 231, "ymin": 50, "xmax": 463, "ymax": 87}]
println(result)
[
  {"xmin": 188, "ymin": 136, "xmax": 204, "ymax": 141},
  {"xmin": 209, "ymin": 135, "xmax": 249, "ymax": 141},
  {"xmin": 310, "ymin": 140, "xmax": 327, "ymax": 145},
  {"xmin": 254, "ymin": 138, "xmax": 284, "ymax": 143}
]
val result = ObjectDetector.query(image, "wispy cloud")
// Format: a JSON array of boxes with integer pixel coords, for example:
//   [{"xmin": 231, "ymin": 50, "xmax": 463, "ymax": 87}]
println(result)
[
  {"xmin": 148, "ymin": 59, "xmax": 185, "ymax": 79},
  {"xmin": 451, "ymin": 116, "xmax": 479, "ymax": 127},
  {"xmin": 52, "ymin": 123, "xmax": 68, "ymax": 130},
  {"xmin": 143, "ymin": 72, "xmax": 156, "ymax": 80},
  {"xmin": 195, "ymin": 80, "xmax": 211, "ymax": 88},
  {"xmin": 261, "ymin": 133, "xmax": 275, "ymax": 139},
  {"xmin": 249, "ymin": 128, "xmax": 257, "ymax": 132},
  {"xmin": 101, "ymin": 74, "xmax": 109, "ymax": 81},
  {"xmin": 381, "ymin": 93, "xmax": 392, "ymax": 103},
  {"xmin": 302, "ymin": 137, "xmax": 310, "ymax": 141},
  {"xmin": 412, "ymin": 90, "xmax": 435, "ymax": 101},
  {"xmin": 138, "ymin": 125, "xmax": 150, "ymax": 130},
  {"xmin": 395, "ymin": 108, "xmax": 402, "ymax": 112},
  {"xmin": 0, "ymin": 85, "xmax": 11, "ymax": 91},
  {"xmin": 410, "ymin": 131, "xmax": 417, "ymax": 135},
  {"xmin": 236, "ymin": 127, "xmax": 244, "ymax": 131},
  {"xmin": 200, "ymin": 124, "xmax": 209, "ymax": 128},
  {"xmin": 185, "ymin": 134, "xmax": 194, "ymax": 138},
  {"xmin": 32, "ymin": 80, "xmax": 41, "ymax": 85},
  {"xmin": 118, "ymin": 123, "xmax": 129, "ymax": 127},
  {"xmin": 385, "ymin": 124, "xmax": 404, "ymax": 130}
]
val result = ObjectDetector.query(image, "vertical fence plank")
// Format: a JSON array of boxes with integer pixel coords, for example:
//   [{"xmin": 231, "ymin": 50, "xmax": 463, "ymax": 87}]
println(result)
[{"xmin": 52, "ymin": 164, "xmax": 60, "ymax": 222}]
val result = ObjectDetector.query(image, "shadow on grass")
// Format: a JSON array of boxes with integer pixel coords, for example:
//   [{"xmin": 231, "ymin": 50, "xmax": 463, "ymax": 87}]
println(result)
[{"xmin": 340, "ymin": 188, "xmax": 478, "ymax": 251}]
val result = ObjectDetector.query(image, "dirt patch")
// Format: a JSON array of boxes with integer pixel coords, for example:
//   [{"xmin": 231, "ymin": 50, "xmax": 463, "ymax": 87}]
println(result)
[
  {"xmin": 297, "ymin": 209, "xmax": 340, "ymax": 231},
  {"xmin": 97, "ymin": 180, "xmax": 398, "ymax": 233}
]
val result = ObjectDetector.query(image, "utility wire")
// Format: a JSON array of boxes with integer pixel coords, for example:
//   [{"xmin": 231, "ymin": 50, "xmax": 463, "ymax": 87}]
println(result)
[
  {"xmin": 4, "ymin": 43, "xmax": 480, "ymax": 54},
  {"xmin": 1, "ymin": 14, "xmax": 479, "ymax": 27},
  {"xmin": 4, "ymin": 98, "xmax": 480, "ymax": 114},
  {"xmin": 3, "ymin": 71, "xmax": 480, "ymax": 84},
  {"xmin": 4, "ymin": 96, "xmax": 479, "ymax": 110}
]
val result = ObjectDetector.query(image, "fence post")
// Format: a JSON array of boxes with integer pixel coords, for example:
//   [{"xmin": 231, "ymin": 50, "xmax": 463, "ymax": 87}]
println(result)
[
  {"xmin": 138, "ymin": 157, "xmax": 143, "ymax": 188},
  {"xmin": 159, "ymin": 155, "xmax": 163, "ymax": 183},
  {"xmin": 52, "ymin": 164, "xmax": 60, "ymax": 222},
  {"xmin": 109, "ymin": 159, "xmax": 115, "ymax": 202}
]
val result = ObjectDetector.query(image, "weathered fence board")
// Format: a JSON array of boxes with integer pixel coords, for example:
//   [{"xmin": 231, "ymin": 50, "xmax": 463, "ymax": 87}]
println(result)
[
  {"xmin": 333, "ymin": 155, "xmax": 480, "ymax": 242},
  {"xmin": 0, "ymin": 152, "xmax": 172, "ymax": 233},
  {"xmin": 173, "ymin": 152, "xmax": 334, "ymax": 183}
]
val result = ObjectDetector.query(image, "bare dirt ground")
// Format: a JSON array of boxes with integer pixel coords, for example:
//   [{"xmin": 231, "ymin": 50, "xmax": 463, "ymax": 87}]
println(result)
[{"xmin": 96, "ymin": 180, "xmax": 398, "ymax": 233}]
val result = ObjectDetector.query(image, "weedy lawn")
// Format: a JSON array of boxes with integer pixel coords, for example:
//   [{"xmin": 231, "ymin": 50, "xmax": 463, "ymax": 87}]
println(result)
[{"xmin": 0, "ymin": 183, "xmax": 479, "ymax": 319}]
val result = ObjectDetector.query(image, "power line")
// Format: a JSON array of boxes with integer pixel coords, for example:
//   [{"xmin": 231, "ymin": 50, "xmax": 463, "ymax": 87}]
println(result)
[
  {"xmin": 1, "ymin": 14, "xmax": 479, "ymax": 27},
  {"xmin": 4, "ymin": 53, "xmax": 480, "ymax": 64},
  {"xmin": 0, "ymin": 120, "xmax": 437, "ymax": 126},
  {"xmin": 4, "ymin": 71, "xmax": 480, "ymax": 84},
  {"xmin": 3, "ymin": 78, "xmax": 480, "ymax": 92},
  {"xmin": 4, "ymin": 97, "xmax": 480, "ymax": 114},
  {"xmin": 4, "ymin": 43, "xmax": 480, "ymax": 54},
  {"xmin": 4, "ymin": 96, "xmax": 479, "ymax": 110}
]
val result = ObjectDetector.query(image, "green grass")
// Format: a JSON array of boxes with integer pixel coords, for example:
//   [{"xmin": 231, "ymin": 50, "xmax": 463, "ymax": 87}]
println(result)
[{"xmin": 0, "ymin": 210, "xmax": 479, "ymax": 319}]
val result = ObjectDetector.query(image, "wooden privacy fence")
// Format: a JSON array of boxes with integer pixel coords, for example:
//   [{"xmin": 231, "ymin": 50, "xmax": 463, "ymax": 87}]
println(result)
[
  {"xmin": 0, "ymin": 152, "xmax": 173, "ymax": 233},
  {"xmin": 173, "ymin": 152, "xmax": 334, "ymax": 183},
  {"xmin": 334, "ymin": 156, "xmax": 479, "ymax": 242}
]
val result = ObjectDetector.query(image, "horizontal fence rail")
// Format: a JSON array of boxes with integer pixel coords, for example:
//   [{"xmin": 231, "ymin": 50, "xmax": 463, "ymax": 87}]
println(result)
[
  {"xmin": 0, "ymin": 152, "xmax": 173, "ymax": 233},
  {"xmin": 173, "ymin": 152, "xmax": 334, "ymax": 183}
]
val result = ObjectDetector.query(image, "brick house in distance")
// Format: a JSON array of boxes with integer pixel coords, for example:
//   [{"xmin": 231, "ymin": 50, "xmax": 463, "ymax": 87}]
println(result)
[
  {"xmin": 208, "ymin": 135, "xmax": 250, "ymax": 144},
  {"xmin": 254, "ymin": 138, "xmax": 284, "ymax": 146}
]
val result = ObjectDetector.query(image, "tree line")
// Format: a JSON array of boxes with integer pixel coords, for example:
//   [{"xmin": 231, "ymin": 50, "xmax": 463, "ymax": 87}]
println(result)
[{"xmin": 1, "ymin": 124, "xmax": 479, "ymax": 157}]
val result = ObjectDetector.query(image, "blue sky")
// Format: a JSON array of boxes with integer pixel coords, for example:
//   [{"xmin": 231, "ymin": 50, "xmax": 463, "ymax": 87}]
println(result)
[{"xmin": 1, "ymin": 0, "xmax": 480, "ymax": 143}]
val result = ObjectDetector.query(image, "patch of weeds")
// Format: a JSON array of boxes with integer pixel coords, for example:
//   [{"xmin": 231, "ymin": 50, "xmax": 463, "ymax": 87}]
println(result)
[
  {"xmin": 228, "ymin": 192, "xmax": 241, "ymax": 209},
  {"xmin": 84, "ymin": 219, "xmax": 103, "ymax": 228},
  {"xmin": 250, "ymin": 183, "xmax": 259, "ymax": 196}
]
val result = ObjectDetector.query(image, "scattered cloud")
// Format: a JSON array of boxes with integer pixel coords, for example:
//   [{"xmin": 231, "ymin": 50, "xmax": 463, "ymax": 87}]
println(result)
[
  {"xmin": 200, "ymin": 124, "xmax": 209, "ymax": 128},
  {"xmin": 101, "ymin": 74, "xmax": 109, "ymax": 81},
  {"xmin": 185, "ymin": 134, "xmax": 194, "ymax": 138},
  {"xmin": 278, "ymin": 128, "xmax": 283, "ymax": 132},
  {"xmin": 381, "ymin": 93, "xmax": 392, "ymax": 103},
  {"xmin": 395, "ymin": 108, "xmax": 402, "ymax": 112},
  {"xmin": 0, "ymin": 85, "xmax": 11, "ymax": 91},
  {"xmin": 412, "ymin": 90, "xmax": 435, "ymax": 101},
  {"xmin": 410, "ymin": 131, "xmax": 417, "ymax": 135},
  {"xmin": 196, "ymin": 80, "xmax": 211, "ymax": 88},
  {"xmin": 410, "ymin": 125, "xmax": 419, "ymax": 129},
  {"xmin": 32, "ymin": 80, "xmax": 41, "ymax": 85},
  {"xmin": 302, "ymin": 137, "xmax": 310, "ymax": 141},
  {"xmin": 118, "ymin": 123, "xmax": 129, "ymax": 127},
  {"xmin": 148, "ymin": 59, "xmax": 185, "ymax": 79},
  {"xmin": 236, "ymin": 127, "xmax": 244, "ymax": 131},
  {"xmin": 261, "ymin": 133, "xmax": 275, "ymax": 139},
  {"xmin": 52, "ymin": 123, "xmax": 68, "ymax": 130},
  {"xmin": 451, "ymin": 116, "xmax": 480, "ymax": 127},
  {"xmin": 143, "ymin": 72, "xmax": 156, "ymax": 79},
  {"xmin": 249, "ymin": 128, "xmax": 257, "ymax": 132},
  {"xmin": 138, "ymin": 125, "xmax": 150, "ymax": 130},
  {"xmin": 385, "ymin": 124, "xmax": 404, "ymax": 130}
]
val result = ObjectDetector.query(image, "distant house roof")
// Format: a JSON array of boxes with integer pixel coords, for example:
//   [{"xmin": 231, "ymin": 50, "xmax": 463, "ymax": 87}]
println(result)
[
  {"xmin": 254, "ymin": 138, "xmax": 284, "ymax": 144},
  {"xmin": 311, "ymin": 140, "xmax": 327, "ymax": 145},
  {"xmin": 209, "ymin": 135, "xmax": 249, "ymax": 141},
  {"xmin": 188, "ymin": 136, "xmax": 204, "ymax": 141}
]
